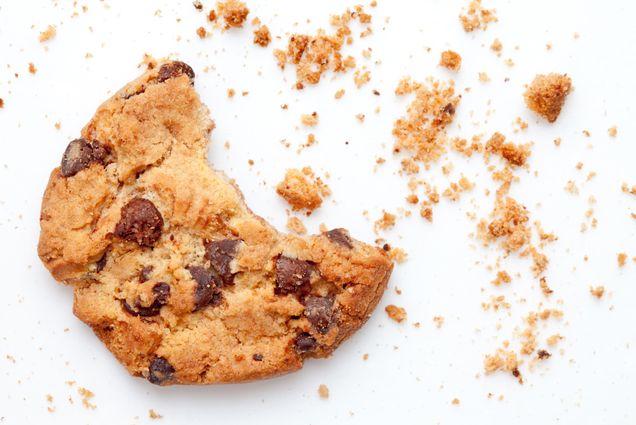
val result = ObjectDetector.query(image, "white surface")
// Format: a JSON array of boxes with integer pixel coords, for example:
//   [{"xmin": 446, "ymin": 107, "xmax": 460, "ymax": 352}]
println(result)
[{"xmin": 1, "ymin": 0, "xmax": 635, "ymax": 423}]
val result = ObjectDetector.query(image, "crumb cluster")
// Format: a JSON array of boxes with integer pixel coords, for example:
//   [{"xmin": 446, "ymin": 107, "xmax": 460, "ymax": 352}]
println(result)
[
  {"xmin": 524, "ymin": 73, "xmax": 572, "ymax": 123},
  {"xmin": 459, "ymin": 0, "xmax": 498, "ymax": 32},
  {"xmin": 439, "ymin": 50, "xmax": 462, "ymax": 72},
  {"xmin": 276, "ymin": 167, "xmax": 330, "ymax": 213}
]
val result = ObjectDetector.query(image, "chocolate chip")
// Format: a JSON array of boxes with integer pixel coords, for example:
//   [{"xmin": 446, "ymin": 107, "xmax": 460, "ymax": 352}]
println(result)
[
  {"xmin": 157, "ymin": 61, "xmax": 195, "ymax": 83},
  {"xmin": 252, "ymin": 353, "xmax": 263, "ymax": 361},
  {"xmin": 152, "ymin": 282, "xmax": 171, "ymax": 304},
  {"xmin": 148, "ymin": 356, "xmax": 175, "ymax": 385},
  {"xmin": 60, "ymin": 138, "xmax": 108, "ymax": 177},
  {"xmin": 114, "ymin": 198, "xmax": 164, "ymax": 247},
  {"xmin": 204, "ymin": 239, "xmax": 240, "ymax": 286},
  {"xmin": 303, "ymin": 295, "xmax": 335, "ymax": 334},
  {"xmin": 442, "ymin": 103, "xmax": 455, "ymax": 115},
  {"xmin": 95, "ymin": 250, "xmax": 108, "ymax": 272},
  {"xmin": 325, "ymin": 228, "xmax": 353, "ymax": 249},
  {"xmin": 139, "ymin": 266, "xmax": 153, "ymax": 283},
  {"xmin": 275, "ymin": 256, "xmax": 312, "ymax": 297},
  {"xmin": 537, "ymin": 349, "xmax": 551, "ymax": 360},
  {"xmin": 187, "ymin": 265, "xmax": 221, "ymax": 311},
  {"xmin": 293, "ymin": 332, "xmax": 317, "ymax": 354}
]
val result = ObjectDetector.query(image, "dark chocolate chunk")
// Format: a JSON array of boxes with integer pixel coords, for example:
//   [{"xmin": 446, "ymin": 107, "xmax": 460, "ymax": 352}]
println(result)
[
  {"xmin": 120, "ymin": 282, "xmax": 171, "ymax": 317},
  {"xmin": 204, "ymin": 239, "xmax": 240, "ymax": 286},
  {"xmin": 442, "ymin": 102, "xmax": 456, "ymax": 115},
  {"xmin": 147, "ymin": 356, "xmax": 175, "ymax": 385},
  {"xmin": 275, "ymin": 256, "xmax": 312, "ymax": 297},
  {"xmin": 157, "ymin": 61, "xmax": 195, "ymax": 83},
  {"xmin": 325, "ymin": 228, "xmax": 353, "ymax": 249},
  {"xmin": 303, "ymin": 295, "xmax": 335, "ymax": 334},
  {"xmin": 152, "ymin": 282, "xmax": 171, "ymax": 304},
  {"xmin": 114, "ymin": 198, "xmax": 163, "ymax": 247},
  {"xmin": 60, "ymin": 138, "xmax": 108, "ymax": 177},
  {"xmin": 187, "ymin": 265, "xmax": 221, "ymax": 311},
  {"xmin": 95, "ymin": 250, "xmax": 108, "ymax": 273},
  {"xmin": 252, "ymin": 353, "xmax": 263, "ymax": 361},
  {"xmin": 139, "ymin": 266, "xmax": 154, "ymax": 283},
  {"xmin": 293, "ymin": 332, "xmax": 317, "ymax": 354},
  {"xmin": 537, "ymin": 349, "xmax": 551, "ymax": 360}
]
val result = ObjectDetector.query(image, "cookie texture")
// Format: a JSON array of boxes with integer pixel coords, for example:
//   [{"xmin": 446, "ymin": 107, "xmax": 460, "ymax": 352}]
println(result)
[{"xmin": 38, "ymin": 61, "xmax": 393, "ymax": 385}]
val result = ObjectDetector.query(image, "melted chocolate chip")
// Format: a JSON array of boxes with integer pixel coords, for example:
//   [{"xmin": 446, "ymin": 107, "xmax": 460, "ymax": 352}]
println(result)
[
  {"xmin": 139, "ymin": 266, "xmax": 154, "ymax": 283},
  {"xmin": 204, "ymin": 239, "xmax": 240, "ymax": 286},
  {"xmin": 252, "ymin": 353, "xmax": 263, "ymax": 361},
  {"xmin": 114, "ymin": 198, "xmax": 164, "ymax": 247},
  {"xmin": 293, "ymin": 332, "xmax": 317, "ymax": 354},
  {"xmin": 325, "ymin": 228, "xmax": 353, "ymax": 249},
  {"xmin": 187, "ymin": 266, "xmax": 221, "ymax": 311},
  {"xmin": 275, "ymin": 256, "xmax": 312, "ymax": 297},
  {"xmin": 148, "ymin": 356, "xmax": 175, "ymax": 385},
  {"xmin": 95, "ymin": 250, "xmax": 108, "ymax": 273},
  {"xmin": 303, "ymin": 295, "xmax": 335, "ymax": 334},
  {"xmin": 152, "ymin": 282, "xmax": 171, "ymax": 304},
  {"xmin": 157, "ymin": 61, "xmax": 195, "ymax": 83},
  {"xmin": 60, "ymin": 138, "xmax": 108, "ymax": 177}
]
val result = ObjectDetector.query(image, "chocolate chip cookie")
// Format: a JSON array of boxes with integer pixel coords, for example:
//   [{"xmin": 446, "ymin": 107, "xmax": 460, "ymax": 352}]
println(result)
[{"xmin": 37, "ymin": 61, "xmax": 393, "ymax": 385}]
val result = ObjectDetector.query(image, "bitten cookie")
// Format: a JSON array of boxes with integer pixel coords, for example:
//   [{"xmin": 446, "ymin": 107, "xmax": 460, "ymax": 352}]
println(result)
[{"xmin": 38, "ymin": 61, "xmax": 393, "ymax": 385}]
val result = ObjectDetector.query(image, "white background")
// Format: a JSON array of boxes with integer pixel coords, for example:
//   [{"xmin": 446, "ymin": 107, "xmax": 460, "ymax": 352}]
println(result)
[{"xmin": 1, "ymin": 0, "xmax": 635, "ymax": 423}]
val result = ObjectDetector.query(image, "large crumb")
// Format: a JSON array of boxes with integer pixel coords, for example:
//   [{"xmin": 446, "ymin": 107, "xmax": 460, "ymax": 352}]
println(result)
[
  {"xmin": 38, "ymin": 25, "xmax": 57, "ymax": 42},
  {"xmin": 385, "ymin": 304, "xmax": 407, "ymax": 323},
  {"xmin": 484, "ymin": 132, "xmax": 531, "ymax": 166},
  {"xmin": 459, "ymin": 0, "xmax": 498, "ymax": 32},
  {"xmin": 253, "ymin": 25, "xmax": 271, "ymax": 47},
  {"xmin": 301, "ymin": 112, "xmax": 319, "ymax": 126},
  {"xmin": 276, "ymin": 167, "xmax": 330, "ymax": 212},
  {"xmin": 286, "ymin": 216, "xmax": 307, "ymax": 234},
  {"xmin": 217, "ymin": 0, "xmax": 249, "ymax": 29},
  {"xmin": 484, "ymin": 348, "xmax": 522, "ymax": 383},
  {"xmin": 318, "ymin": 384, "xmax": 330, "ymax": 399},
  {"xmin": 77, "ymin": 387, "xmax": 96, "ymax": 410},
  {"xmin": 439, "ymin": 50, "xmax": 462, "ymax": 72},
  {"xmin": 374, "ymin": 210, "xmax": 396, "ymax": 232},
  {"xmin": 274, "ymin": 6, "xmax": 371, "ymax": 88},
  {"xmin": 524, "ymin": 73, "xmax": 572, "ymax": 123}
]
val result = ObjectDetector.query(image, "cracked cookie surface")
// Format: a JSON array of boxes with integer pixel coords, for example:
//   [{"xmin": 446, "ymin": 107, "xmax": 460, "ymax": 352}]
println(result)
[{"xmin": 38, "ymin": 61, "xmax": 393, "ymax": 385}]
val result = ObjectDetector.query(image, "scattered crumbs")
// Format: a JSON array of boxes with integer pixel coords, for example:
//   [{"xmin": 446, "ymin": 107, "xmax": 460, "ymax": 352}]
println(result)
[
  {"xmin": 286, "ymin": 216, "xmax": 307, "ymax": 234},
  {"xmin": 590, "ymin": 286, "xmax": 605, "ymax": 299},
  {"xmin": 276, "ymin": 167, "xmax": 330, "ymax": 212},
  {"xmin": 513, "ymin": 117, "xmax": 528, "ymax": 131},
  {"xmin": 77, "ymin": 387, "xmax": 96, "ymax": 410},
  {"xmin": 318, "ymin": 384, "xmax": 330, "ymax": 399},
  {"xmin": 484, "ymin": 348, "xmax": 522, "ymax": 384},
  {"xmin": 523, "ymin": 73, "xmax": 572, "ymax": 123},
  {"xmin": 618, "ymin": 253, "xmax": 627, "ymax": 267},
  {"xmin": 46, "ymin": 394, "xmax": 55, "ymax": 413},
  {"xmin": 374, "ymin": 210, "xmax": 396, "ymax": 232},
  {"xmin": 442, "ymin": 175, "xmax": 474, "ymax": 201},
  {"xmin": 451, "ymin": 398, "xmax": 461, "ymax": 405},
  {"xmin": 217, "ymin": 0, "xmax": 250, "ymax": 29},
  {"xmin": 482, "ymin": 295, "xmax": 510, "ymax": 311},
  {"xmin": 385, "ymin": 304, "xmax": 407, "ymax": 323},
  {"xmin": 621, "ymin": 182, "xmax": 636, "ymax": 195},
  {"xmin": 253, "ymin": 25, "xmax": 271, "ymax": 47},
  {"xmin": 439, "ymin": 50, "xmax": 462, "ymax": 72},
  {"xmin": 196, "ymin": 26, "xmax": 207, "ymax": 38},
  {"xmin": 459, "ymin": 0, "xmax": 498, "ymax": 32},
  {"xmin": 334, "ymin": 89, "xmax": 345, "ymax": 99},
  {"xmin": 354, "ymin": 69, "xmax": 371, "ymax": 88},
  {"xmin": 478, "ymin": 72, "xmax": 490, "ymax": 82},
  {"xmin": 28, "ymin": 63, "xmax": 37, "ymax": 74},
  {"xmin": 564, "ymin": 180, "xmax": 579, "ymax": 195},
  {"xmin": 492, "ymin": 270, "xmax": 511, "ymax": 286},
  {"xmin": 149, "ymin": 409, "xmax": 163, "ymax": 420},
  {"xmin": 539, "ymin": 277, "xmax": 553, "ymax": 296},
  {"xmin": 39, "ymin": 25, "xmax": 57, "ymax": 42},
  {"xmin": 608, "ymin": 126, "xmax": 617, "ymax": 137},
  {"xmin": 490, "ymin": 38, "xmax": 503, "ymax": 52},
  {"xmin": 301, "ymin": 112, "xmax": 319, "ymax": 126},
  {"xmin": 433, "ymin": 315, "xmax": 445, "ymax": 328}
]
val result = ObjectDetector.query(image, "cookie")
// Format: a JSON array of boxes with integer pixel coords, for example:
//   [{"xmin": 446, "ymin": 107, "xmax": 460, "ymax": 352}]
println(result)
[{"xmin": 38, "ymin": 60, "xmax": 393, "ymax": 385}]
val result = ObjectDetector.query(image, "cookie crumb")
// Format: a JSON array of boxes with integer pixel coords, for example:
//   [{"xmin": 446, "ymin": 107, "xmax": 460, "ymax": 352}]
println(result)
[
  {"xmin": 523, "ymin": 73, "xmax": 572, "ymax": 123},
  {"xmin": 590, "ymin": 286, "xmax": 605, "ymax": 299},
  {"xmin": 374, "ymin": 210, "xmax": 396, "ymax": 231},
  {"xmin": 196, "ymin": 26, "xmax": 207, "ymax": 38},
  {"xmin": 28, "ymin": 63, "xmax": 37, "ymax": 74},
  {"xmin": 149, "ymin": 409, "xmax": 163, "ymax": 419},
  {"xmin": 335, "ymin": 89, "xmax": 345, "ymax": 99},
  {"xmin": 217, "ymin": 0, "xmax": 249, "ymax": 29},
  {"xmin": 253, "ymin": 25, "xmax": 271, "ymax": 47},
  {"xmin": 318, "ymin": 384, "xmax": 330, "ymax": 399},
  {"xmin": 439, "ymin": 50, "xmax": 462, "ymax": 72},
  {"xmin": 362, "ymin": 353, "xmax": 369, "ymax": 360},
  {"xmin": 451, "ymin": 398, "xmax": 461, "ymax": 405},
  {"xmin": 459, "ymin": 0, "xmax": 498, "ymax": 32},
  {"xmin": 492, "ymin": 270, "xmax": 511, "ymax": 286},
  {"xmin": 608, "ymin": 126, "xmax": 617, "ymax": 137},
  {"xmin": 490, "ymin": 38, "xmax": 503, "ymax": 52},
  {"xmin": 618, "ymin": 252, "xmax": 627, "ymax": 267},
  {"xmin": 227, "ymin": 88, "xmax": 235, "ymax": 98},
  {"xmin": 546, "ymin": 334, "xmax": 563, "ymax": 347},
  {"xmin": 77, "ymin": 387, "xmax": 96, "ymax": 410},
  {"xmin": 385, "ymin": 304, "xmax": 407, "ymax": 323},
  {"xmin": 0, "ymin": 98, "xmax": 4, "ymax": 108},
  {"xmin": 354, "ymin": 69, "xmax": 371, "ymax": 88},
  {"xmin": 301, "ymin": 112, "xmax": 319, "ymax": 126},
  {"xmin": 276, "ymin": 167, "xmax": 330, "ymax": 212},
  {"xmin": 286, "ymin": 217, "xmax": 307, "ymax": 234},
  {"xmin": 433, "ymin": 315, "xmax": 445, "ymax": 328},
  {"xmin": 388, "ymin": 247, "xmax": 408, "ymax": 263},
  {"xmin": 39, "ymin": 25, "xmax": 57, "ymax": 42},
  {"xmin": 478, "ymin": 72, "xmax": 490, "ymax": 82}
]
